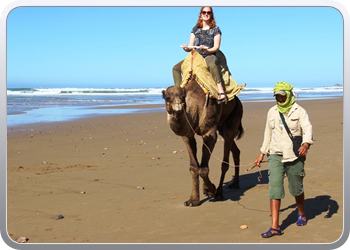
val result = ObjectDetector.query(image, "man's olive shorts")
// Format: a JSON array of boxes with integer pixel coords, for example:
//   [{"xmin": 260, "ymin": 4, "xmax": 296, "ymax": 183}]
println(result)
[{"xmin": 268, "ymin": 154, "xmax": 306, "ymax": 199}]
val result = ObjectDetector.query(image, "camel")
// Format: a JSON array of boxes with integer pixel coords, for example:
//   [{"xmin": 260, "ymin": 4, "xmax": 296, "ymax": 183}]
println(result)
[{"xmin": 162, "ymin": 75, "xmax": 244, "ymax": 206}]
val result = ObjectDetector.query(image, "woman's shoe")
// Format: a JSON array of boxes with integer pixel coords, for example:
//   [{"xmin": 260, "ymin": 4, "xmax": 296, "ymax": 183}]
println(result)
[
  {"xmin": 261, "ymin": 227, "xmax": 284, "ymax": 238},
  {"xmin": 296, "ymin": 214, "xmax": 307, "ymax": 226},
  {"xmin": 217, "ymin": 93, "xmax": 227, "ymax": 104}
]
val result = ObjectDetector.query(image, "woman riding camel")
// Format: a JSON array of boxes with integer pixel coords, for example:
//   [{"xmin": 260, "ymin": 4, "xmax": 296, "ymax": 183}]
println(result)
[{"xmin": 172, "ymin": 7, "xmax": 227, "ymax": 103}]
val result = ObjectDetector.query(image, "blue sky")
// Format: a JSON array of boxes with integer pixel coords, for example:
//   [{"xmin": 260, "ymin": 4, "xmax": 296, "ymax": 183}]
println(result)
[{"xmin": 7, "ymin": 6, "xmax": 343, "ymax": 88}]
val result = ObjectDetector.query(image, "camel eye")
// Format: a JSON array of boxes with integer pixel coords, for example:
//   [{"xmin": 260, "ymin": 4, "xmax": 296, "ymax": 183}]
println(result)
[{"xmin": 165, "ymin": 95, "xmax": 172, "ymax": 102}]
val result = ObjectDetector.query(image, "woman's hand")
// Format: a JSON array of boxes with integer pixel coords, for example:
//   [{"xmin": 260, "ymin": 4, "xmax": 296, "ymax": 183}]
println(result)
[
  {"xmin": 181, "ymin": 44, "xmax": 190, "ymax": 52},
  {"xmin": 298, "ymin": 143, "xmax": 309, "ymax": 157},
  {"xmin": 199, "ymin": 45, "xmax": 209, "ymax": 53}
]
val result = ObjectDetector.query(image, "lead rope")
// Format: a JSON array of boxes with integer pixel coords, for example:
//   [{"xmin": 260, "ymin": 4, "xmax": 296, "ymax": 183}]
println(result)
[
  {"xmin": 182, "ymin": 104, "xmax": 264, "ymax": 182},
  {"xmin": 190, "ymin": 49, "xmax": 195, "ymax": 74}
]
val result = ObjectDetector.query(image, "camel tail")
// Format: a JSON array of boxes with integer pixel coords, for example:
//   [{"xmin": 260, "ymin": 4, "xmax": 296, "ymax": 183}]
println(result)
[
  {"xmin": 234, "ymin": 97, "xmax": 244, "ymax": 140},
  {"xmin": 235, "ymin": 122, "xmax": 244, "ymax": 140}
]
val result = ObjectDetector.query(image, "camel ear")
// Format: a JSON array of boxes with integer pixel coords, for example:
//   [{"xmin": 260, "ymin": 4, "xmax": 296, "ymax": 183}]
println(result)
[{"xmin": 162, "ymin": 90, "xmax": 166, "ymax": 99}]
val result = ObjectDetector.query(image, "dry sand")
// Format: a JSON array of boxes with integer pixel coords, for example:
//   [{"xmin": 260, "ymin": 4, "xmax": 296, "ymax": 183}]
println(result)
[{"xmin": 6, "ymin": 98, "xmax": 343, "ymax": 244}]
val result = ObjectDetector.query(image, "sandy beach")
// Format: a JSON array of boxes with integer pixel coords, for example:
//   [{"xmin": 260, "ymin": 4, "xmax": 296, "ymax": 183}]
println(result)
[{"xmin": 6, "ymin": 97, "xmax": 343, "ymax": 244}]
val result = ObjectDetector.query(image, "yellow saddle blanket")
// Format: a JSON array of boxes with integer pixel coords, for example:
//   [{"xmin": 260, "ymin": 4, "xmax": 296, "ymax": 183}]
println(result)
[{"xmin": 180, "ymin": 50, "xmax": 246, "ymax": 101}]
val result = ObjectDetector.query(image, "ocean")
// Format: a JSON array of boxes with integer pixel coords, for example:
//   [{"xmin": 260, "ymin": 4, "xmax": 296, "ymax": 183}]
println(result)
[{"xmin": 7, "ymin": 86, "xmax": 343, "ymax": 127}]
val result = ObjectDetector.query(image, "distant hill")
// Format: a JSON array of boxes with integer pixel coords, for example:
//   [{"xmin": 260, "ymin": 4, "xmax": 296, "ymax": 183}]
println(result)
[{"xmin": 333, "ymin": 84, "xmax": 343, "ymax": 87}]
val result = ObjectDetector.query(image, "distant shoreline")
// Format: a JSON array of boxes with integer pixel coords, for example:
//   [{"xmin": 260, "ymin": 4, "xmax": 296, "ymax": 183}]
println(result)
[
  {"xmin": 7, "ymin": 95, "xmax": 343, "ymax": 129},
  {"xmin": 86, "ymin": 95, "xmax": 344, "ymax": 110},
  {"xmin": 7, "ymin": 96, "xmax": 343, "ymax": 136}
]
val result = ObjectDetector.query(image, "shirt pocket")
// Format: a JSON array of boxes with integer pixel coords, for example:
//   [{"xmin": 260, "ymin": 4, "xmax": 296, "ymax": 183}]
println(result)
[{"xmin": 288, "ymin": 116, "xmax": 300, "ymax": 131}]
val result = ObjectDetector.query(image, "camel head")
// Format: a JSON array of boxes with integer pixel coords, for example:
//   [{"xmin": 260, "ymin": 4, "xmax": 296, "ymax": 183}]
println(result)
[{"xmin": 162, "ymin": 85, "xmax": 186, "ymax": 115}]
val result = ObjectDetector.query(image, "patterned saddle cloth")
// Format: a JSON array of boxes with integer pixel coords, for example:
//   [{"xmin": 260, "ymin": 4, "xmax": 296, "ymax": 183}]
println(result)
[{"xmin": 180, "ymin": 50, "xmax": 246, "ymax": 101}]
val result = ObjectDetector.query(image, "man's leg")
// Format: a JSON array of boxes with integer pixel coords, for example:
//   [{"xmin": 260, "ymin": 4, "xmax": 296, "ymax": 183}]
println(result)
[
  {"xmin": 295, "ymin": 192, "xmax": 306, "ymax": 225},
  {"xmin": 286, "ymin": 158, "xmax": 307, "ymax": 226},
  {"xmin": 271, "ymin": 198, "xmax": 281, "ymax": 230},
  {"xmin": 261, "ymin": 155, "xmax": 285, "ymax": 237}
]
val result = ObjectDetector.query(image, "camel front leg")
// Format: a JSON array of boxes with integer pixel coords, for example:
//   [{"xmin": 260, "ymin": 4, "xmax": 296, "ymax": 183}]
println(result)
[
  {"xmin": 186, "ymin": 166, "xmax": 201, "ymax": 207},
  {"xmin": 182, "ymin": 135, "xmax": 201, "ymax": 207},
  {"xmin": 199, "ymin": 132, "xmax": 217, "ymax": 198}
]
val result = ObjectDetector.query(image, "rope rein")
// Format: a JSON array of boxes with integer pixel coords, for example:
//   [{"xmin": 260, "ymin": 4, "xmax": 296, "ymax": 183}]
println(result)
[
  {"xmin": 190, "ymin": 50, "xmax": 194, "ymax": 73},
  {"xmin": 181, "ymin": 103, "xmax": 264, "ymax": 182}
]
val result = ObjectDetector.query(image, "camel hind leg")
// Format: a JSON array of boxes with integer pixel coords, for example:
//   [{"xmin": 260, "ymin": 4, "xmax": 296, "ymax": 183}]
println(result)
[
  {"xmin": 215, "ymin": 120, "xmax": 237, "ymax": 200},
  {"xmin": 215, "ymin": 103, "xmax": 243, "ymax": 198},
  {"xmin": 227, "ymin": 141, "xmax": 241, "ymax": 189},
  {"xmin": 228, "ymin": 102, "xmax": 243, "ymax": 189},
  {"xmin": 214, "ymin": 136, "xmax": 233, "ymax": 200},
  {"xmin": 215, "ymin": 136, "xmax": 241, "ymax": 199}
]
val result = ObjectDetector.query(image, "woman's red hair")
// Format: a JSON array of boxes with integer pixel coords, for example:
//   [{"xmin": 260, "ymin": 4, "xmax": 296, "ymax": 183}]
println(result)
[{"xmin": 195, "ymin": 7, "xmax": 216, "ymax": 28}]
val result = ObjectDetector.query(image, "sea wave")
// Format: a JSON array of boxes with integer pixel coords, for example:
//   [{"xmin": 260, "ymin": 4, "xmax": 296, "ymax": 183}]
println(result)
[
  {"xmin": 7, "ymin": 87, "xmax": 165, "ymax": 96},
  {"xmin": 7, "ymin": 86, "xmax": 343, "ymax": 96},
  {"xmin": 7, "ymin": 85, "xmax": 343, "ymax": 127},
  {"xmin": 240, "ymin": 86, "xmax": 343, "ymax": 95}
]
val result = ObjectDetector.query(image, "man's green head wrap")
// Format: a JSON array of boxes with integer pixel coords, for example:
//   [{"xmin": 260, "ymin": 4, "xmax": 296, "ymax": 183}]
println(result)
[{"xmin": 273, "ymin": 81, "xmax": 295, "ymax": 114}]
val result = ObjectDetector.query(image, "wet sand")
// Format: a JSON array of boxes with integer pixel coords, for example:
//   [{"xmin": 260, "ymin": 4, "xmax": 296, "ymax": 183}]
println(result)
[{"xmin": 6, "ymin": 98, "xmax": 343, "ymax": 244}]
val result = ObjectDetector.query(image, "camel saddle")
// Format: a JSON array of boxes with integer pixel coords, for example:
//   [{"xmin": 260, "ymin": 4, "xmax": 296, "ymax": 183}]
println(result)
[{"xmin": 180, "ymin": 50, "xmax": 246, "ymax": 102}]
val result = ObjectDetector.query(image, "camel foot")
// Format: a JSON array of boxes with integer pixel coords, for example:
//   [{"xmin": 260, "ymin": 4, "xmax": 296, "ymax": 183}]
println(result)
[
  {"xmin": 214, "ymin": 193, "xmax": 224, "ymax": 201},
  {"xmin": 203, "ymin": 190, "xmax": 215, "ymax": 197},
  {"xmin": 213, "ymin": 187, "xmax": 224, "ymax": 200},
  {"xmin": 203, "ymin": 183, "xmax": 216, "ymax": 197},
  {"xmin": 184, "ymin": 200, "xmax": 201, "ymax": 207}
]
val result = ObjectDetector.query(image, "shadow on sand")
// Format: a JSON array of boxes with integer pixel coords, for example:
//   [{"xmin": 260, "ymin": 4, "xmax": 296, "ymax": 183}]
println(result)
[
  {"xmin": 200, "ymin": 170, "xmax": 339, "ymax": 231},
  {"xmin": 206, "ymin": 169, "xmax": 269, "ymax": 203},
  {"xmin": 278, "ymin": 195, "xmax": 339, "ymax": 231}
]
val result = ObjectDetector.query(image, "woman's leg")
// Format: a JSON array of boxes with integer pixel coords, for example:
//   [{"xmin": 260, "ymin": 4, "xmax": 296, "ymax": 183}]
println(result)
[
  {"xmin": 172, "ymin": 60, "xmax": 183, "ymax": 86},
  {"xmin": 204, "ymin": 55, "xmax": 226, "ymax": 101}
]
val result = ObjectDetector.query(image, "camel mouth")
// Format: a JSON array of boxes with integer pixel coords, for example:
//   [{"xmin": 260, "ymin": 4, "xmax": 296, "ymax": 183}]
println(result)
[{"xmin": 172, "ymin": 103, "xmax": 183, "ymax": 112}]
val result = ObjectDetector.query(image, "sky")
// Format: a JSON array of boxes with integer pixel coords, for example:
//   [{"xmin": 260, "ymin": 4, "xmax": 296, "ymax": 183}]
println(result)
[{"xmin": 6, "ymin": 6, "xmax": 344, "ymax": 89}]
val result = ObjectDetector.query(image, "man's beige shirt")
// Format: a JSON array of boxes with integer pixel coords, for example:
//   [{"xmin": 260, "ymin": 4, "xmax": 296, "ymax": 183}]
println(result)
[{"xmin": 260, "ymin": 102, "xmax": 313, "ymax": 162}]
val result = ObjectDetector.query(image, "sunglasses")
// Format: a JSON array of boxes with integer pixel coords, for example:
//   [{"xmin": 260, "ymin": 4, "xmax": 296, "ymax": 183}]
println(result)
[{"xmin": 201, "ymin": 11, "xmax": 212, "ymax": 15}]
